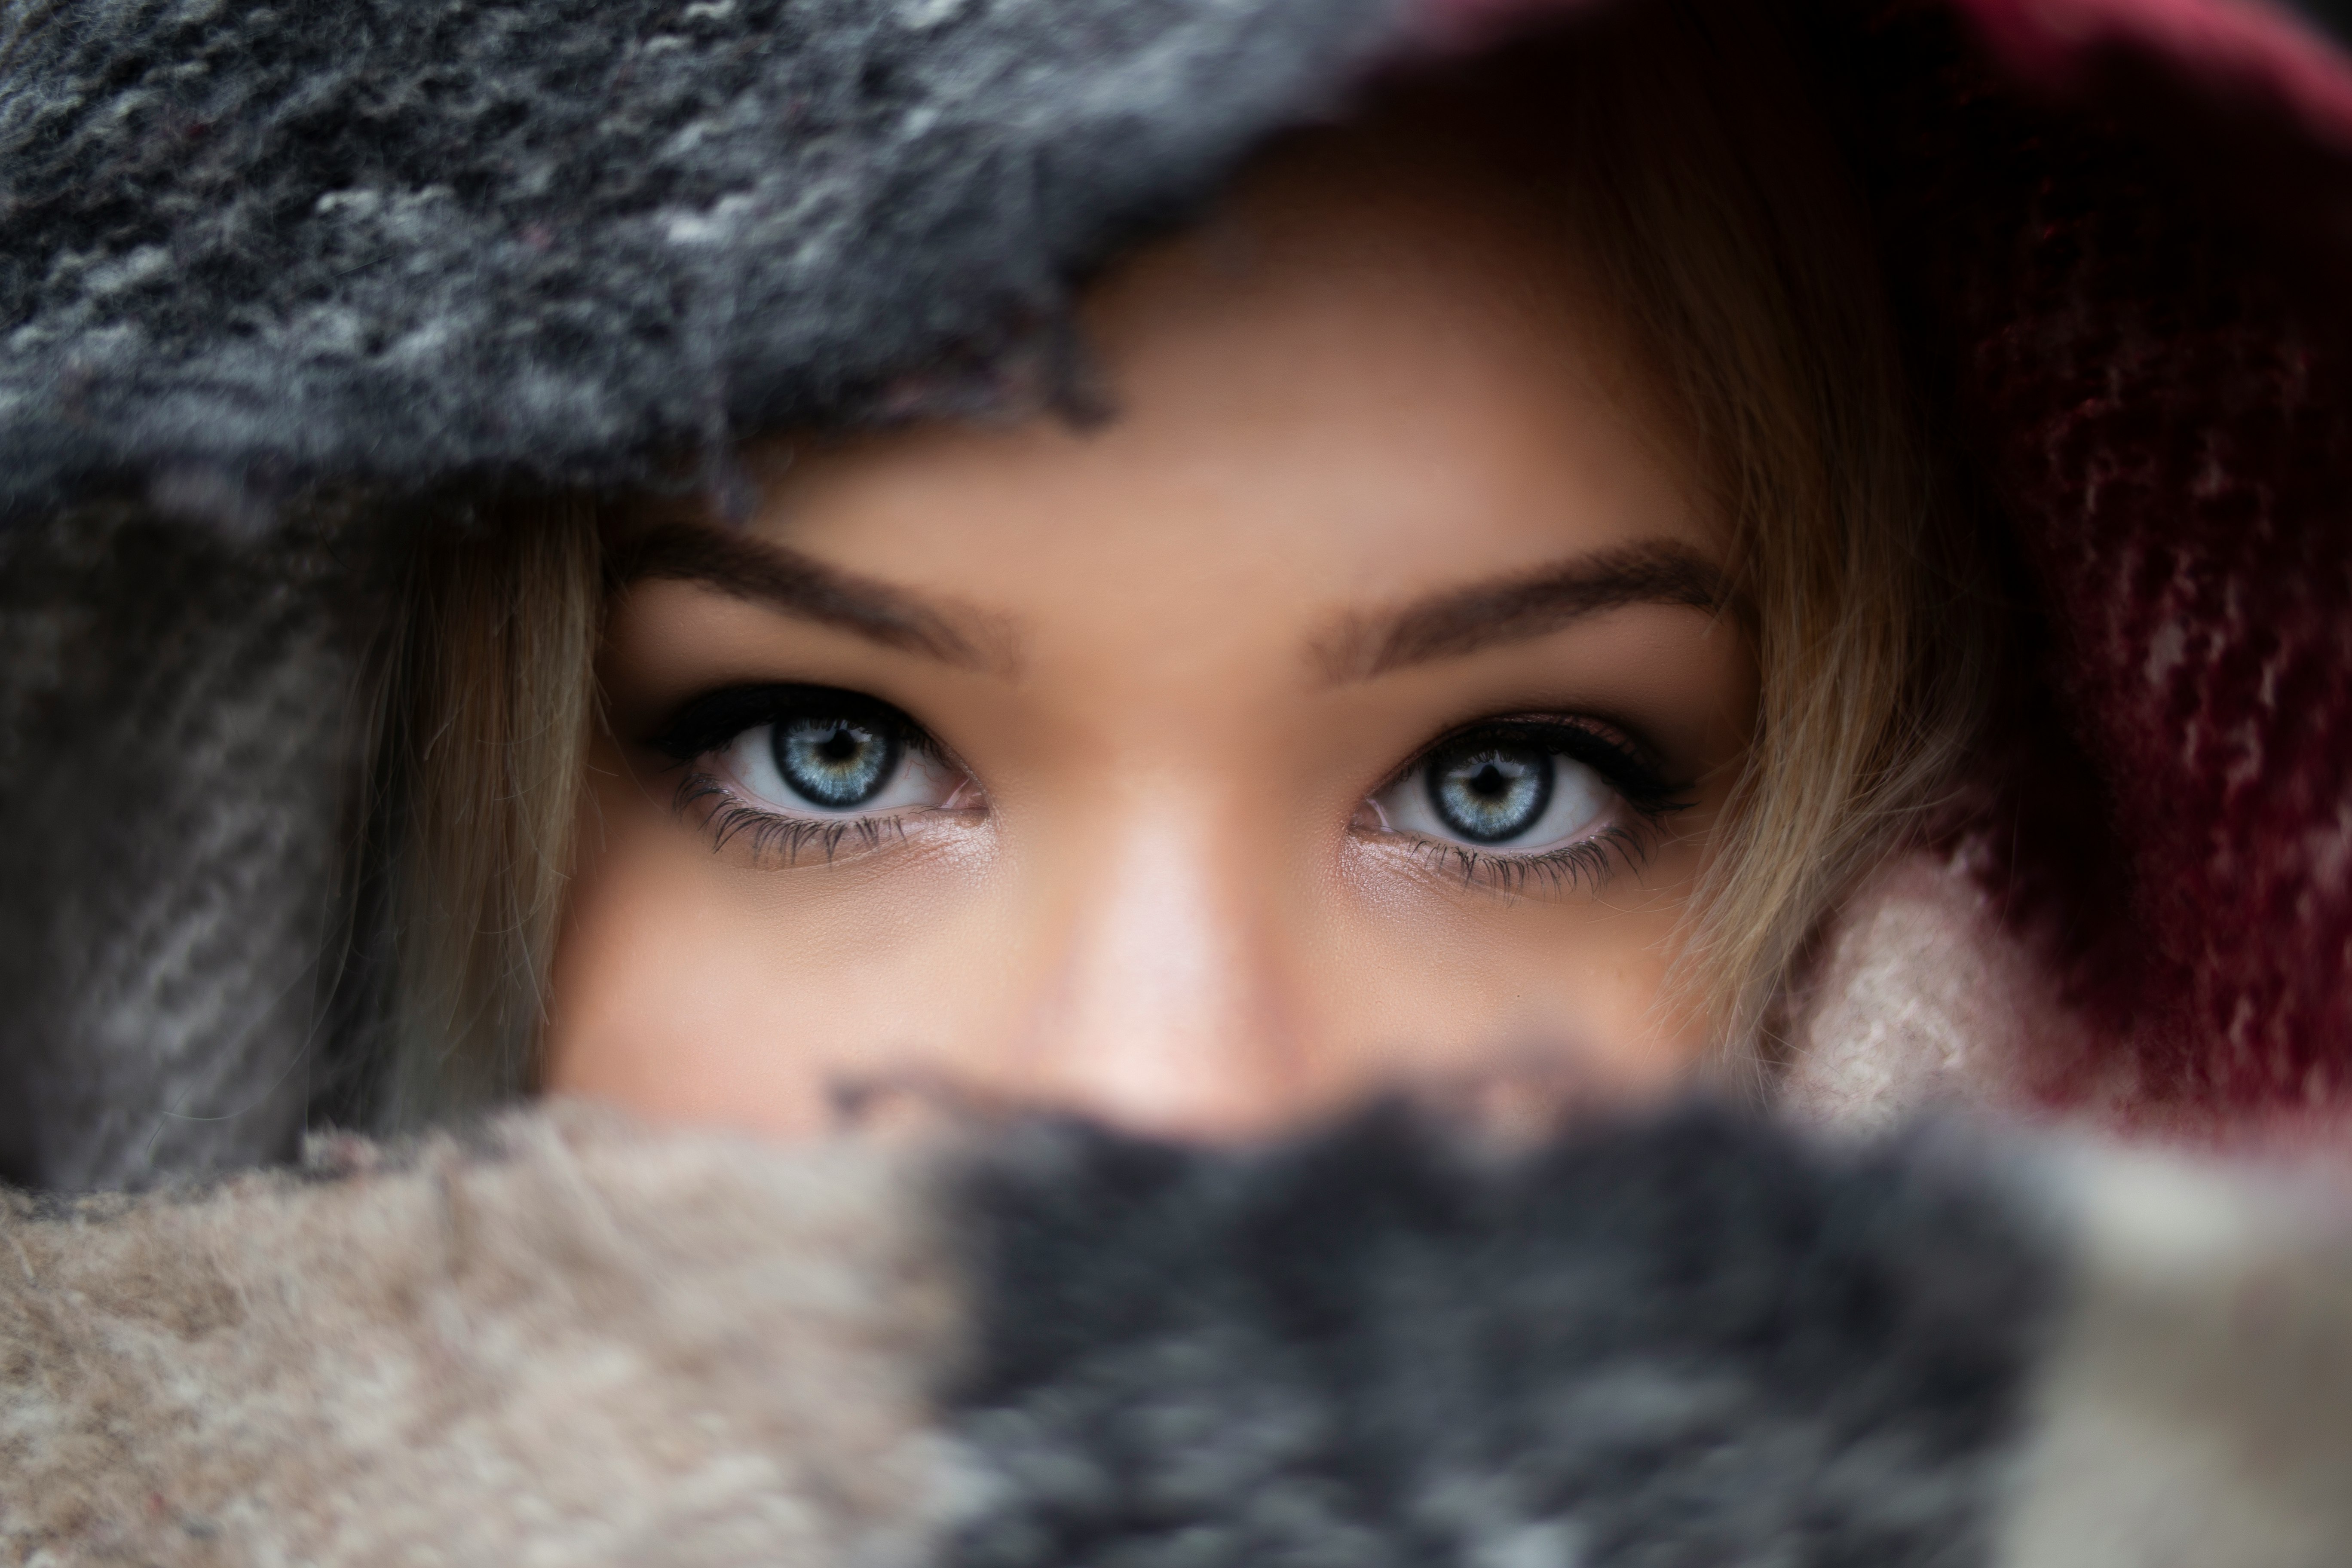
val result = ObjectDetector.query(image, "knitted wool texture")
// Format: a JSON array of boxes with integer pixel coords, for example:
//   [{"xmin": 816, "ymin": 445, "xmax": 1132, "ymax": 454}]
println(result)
[
  {"xmin": 0, "ymin": 0, "xmax": 1406, "ymax": 515},
  {"xmin": 1845, "ymin": 0, "xmax": 2352, "ymax": 1118}
]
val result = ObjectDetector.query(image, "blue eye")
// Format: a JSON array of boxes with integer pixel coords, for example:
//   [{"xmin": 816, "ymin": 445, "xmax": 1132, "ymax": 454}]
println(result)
[
  {"xmin": 1426, "ymin": 740, "xmax": 1554, "ymax": 843},
  {"xmin": 650, "ymin": 684, "xmax": 969, "ymax": 821},
  {"xmin": 774, "ymin": 715, "xmax": 900, "ymax": 808},
  {"xmin": 1371, "ymin": 720, "xmax": 1649, "ymax": 853},
  {"xmin": 724, "ymin": 708, "xmax": 962, "ymax": 818}
]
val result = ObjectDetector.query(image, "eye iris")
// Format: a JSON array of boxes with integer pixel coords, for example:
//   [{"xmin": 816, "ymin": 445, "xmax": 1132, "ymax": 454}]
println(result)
[
  {"xmin": 1427, "ymin": 743, "xmax": 1553, "ymax": 843},
  {"xmin": 775, "ymin": 717, "xmax": 898, "ymax": 807}
]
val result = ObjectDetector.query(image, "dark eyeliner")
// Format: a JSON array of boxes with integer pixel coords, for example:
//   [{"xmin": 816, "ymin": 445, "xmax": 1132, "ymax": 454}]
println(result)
[
  {"xmin": 1403, "ymin": 716, "xmax": 1694, "ymax": 820},
  {"xmin": 644, "ymin": 683, "xmax": 925, "ymax": 763}
]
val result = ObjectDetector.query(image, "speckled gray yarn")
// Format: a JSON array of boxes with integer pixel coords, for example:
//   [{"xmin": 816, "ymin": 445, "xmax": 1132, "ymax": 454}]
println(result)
[{"xmin": 0, "ymin": 0, "xmax": 1408, "ymax": 522}]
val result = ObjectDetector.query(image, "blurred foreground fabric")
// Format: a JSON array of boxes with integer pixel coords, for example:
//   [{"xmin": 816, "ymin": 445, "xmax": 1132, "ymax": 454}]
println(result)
[{"xmin": 7, "ymin": 1102, "xmax": 2352, "ymax": 1566}]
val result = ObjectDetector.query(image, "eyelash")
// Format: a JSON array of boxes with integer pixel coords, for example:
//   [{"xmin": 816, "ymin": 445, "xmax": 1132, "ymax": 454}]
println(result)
[
  {"xmin": 672, "ymin": 772, "xmax": 921, "ymax": 864},
  {"xmin": 1369, "ymin": 717, "xmax": 1694, "ymax": 896},
  {"xmin": 1393, "ymin": 827, "xmax": 1656, "ymax": 897}
]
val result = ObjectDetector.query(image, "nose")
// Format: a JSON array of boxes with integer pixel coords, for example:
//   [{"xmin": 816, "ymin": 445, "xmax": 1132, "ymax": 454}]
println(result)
[{"xmin": 1011, "ymin": 812, "xmax": 1320, "ymax": 1142}]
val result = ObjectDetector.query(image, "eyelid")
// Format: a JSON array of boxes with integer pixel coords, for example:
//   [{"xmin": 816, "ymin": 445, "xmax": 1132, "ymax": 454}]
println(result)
[
  {"xmin": 643, "ymin": 683, "xmax": 937, "ymax": 764},
  {"xmin": 662, "ymin": 702, "xmax": 980, "ymax": 868},
  {"xmin": 1387, "ymin": 826, "xmax": 1663, "ymax": 897},
  {"xmin": 1366, "ymin": 716, "xmax": 1692, "ymax": 896},
  {"xmin": 675, "ymin": 770, "xmax": 934, "ymax": 866},
  {"xmin": 1381, "ymin": 712, "xmax": 1687, "ymax": 814}
]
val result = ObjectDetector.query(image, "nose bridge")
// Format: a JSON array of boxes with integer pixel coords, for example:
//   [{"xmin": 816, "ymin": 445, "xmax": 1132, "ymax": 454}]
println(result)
[{"xmin": 1014, "ymin": 781, "xmax": 1311, "ymax": 1141}]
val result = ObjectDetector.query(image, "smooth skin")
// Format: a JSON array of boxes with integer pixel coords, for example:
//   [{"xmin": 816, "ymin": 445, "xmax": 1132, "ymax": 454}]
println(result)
[{"xmin": 546, "ymin": 105, "xmax": 1758, "ymax": 1143}]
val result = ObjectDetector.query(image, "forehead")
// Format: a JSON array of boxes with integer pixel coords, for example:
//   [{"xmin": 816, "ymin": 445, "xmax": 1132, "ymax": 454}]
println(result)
[{"xmin": 747, "ymin": 102, "xmax": 1716, "ymax": 643}]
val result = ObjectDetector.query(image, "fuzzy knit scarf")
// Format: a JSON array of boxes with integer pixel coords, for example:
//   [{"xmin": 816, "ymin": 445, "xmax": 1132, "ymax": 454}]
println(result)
[{"xmin": 8, "ymin": 1101, "xmax": 2352, "ymax": 1567}]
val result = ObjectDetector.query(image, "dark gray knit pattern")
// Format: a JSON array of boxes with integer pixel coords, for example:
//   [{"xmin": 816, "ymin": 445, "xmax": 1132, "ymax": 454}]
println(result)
[
  {"xmin": 0, "ymin": 508, "xmax": 354, "ymax": 1187},
  {"xmin": 0, "ymin": 0, "xmax": 1404, "ymax": 521}
]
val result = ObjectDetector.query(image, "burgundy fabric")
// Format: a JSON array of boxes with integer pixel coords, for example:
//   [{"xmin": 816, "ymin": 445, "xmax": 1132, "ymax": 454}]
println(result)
[
  {"xmin": 1961, "ymin": 0, "xmax": 2352, "ymax": 142},
  {"xmin": 1847, "ymin": 0, "xmax": 2352, "ymax": 1126},
  {"xmin": 1424, "ymin": 0, "xmax": 2352, "ymax": 1127}
]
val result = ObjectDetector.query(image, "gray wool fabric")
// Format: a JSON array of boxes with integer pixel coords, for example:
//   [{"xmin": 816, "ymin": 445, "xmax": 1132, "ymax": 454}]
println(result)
[
  {"xmin": 0, "ymin": 0, "xmax": 1408, "ymax": 522},
  {"xmin": 0, "ymin": 505, "xmax": 351, "ymax": 1188}
]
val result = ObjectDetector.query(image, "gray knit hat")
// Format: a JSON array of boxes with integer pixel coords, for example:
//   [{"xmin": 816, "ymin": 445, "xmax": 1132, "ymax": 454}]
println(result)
[{"xmin": 0, "ymin": 0, "xmax": 1409, "ymax": 519}]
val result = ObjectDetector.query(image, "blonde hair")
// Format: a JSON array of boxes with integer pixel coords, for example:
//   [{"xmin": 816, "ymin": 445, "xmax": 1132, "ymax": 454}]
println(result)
[
  {"xmin": 371, "ymin": 0, "xmax": 1990, "ymax": 1114},
  {"xmin": 368, "ymin": 496, "xmax": 601, "ymax": 1126},
  {"xmin": 1512, "ymin": 1, "xmax": 1995, "ymax": 1071}
]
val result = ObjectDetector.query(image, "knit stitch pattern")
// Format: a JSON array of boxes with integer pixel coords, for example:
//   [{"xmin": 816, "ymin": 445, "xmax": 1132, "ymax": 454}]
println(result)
[{"xmin": 0, "ymin": 0, "xmax": 1404, "ymax": 521}]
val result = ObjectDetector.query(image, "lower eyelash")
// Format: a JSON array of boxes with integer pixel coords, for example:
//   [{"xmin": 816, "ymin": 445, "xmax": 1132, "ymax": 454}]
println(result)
[
  {"xmin": 673, "ymin": 770, "xmax": 914, "ymax": 866},
  {"xmin": 1396, "ymin": 820, "xmax": 1663, "ymax": 897}
]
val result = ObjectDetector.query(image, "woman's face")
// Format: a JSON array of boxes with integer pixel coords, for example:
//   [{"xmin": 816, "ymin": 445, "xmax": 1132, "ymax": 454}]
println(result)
[{"xmin": 546, "ymin": 116, "xmax": 1757, "ymax": 1142}]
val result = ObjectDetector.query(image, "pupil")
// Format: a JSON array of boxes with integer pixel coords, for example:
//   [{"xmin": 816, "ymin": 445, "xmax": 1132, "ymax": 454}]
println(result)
[
  {"xmin": 1427, "ymin": 743, "xmax": 1553, "ymax": 843},
  {"xmin": 775, "ymin": 717, "xmax": 899, "ymax": 808}
]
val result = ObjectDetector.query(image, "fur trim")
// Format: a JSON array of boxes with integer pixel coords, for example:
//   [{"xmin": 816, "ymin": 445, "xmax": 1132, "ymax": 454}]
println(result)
[{"xmin": 0, "ymin": 1103, "xmax": 964, "ymax": 1566}]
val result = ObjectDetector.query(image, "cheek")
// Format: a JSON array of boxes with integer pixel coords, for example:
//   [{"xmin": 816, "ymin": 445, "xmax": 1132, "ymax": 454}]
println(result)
[
  {"xmin": 543, "ymin": 744, "xmax": 1009, "ymax": 1136},
  {"xmin": 1320, "ymin": 833, "xmax": 1715, "ymax": 1104}
]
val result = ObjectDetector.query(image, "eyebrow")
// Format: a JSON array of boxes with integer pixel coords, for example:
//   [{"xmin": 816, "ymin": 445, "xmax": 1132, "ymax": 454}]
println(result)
[
  {"xmin": 1313, "ymin": 540, "xmax": 1730, "ymax": 682},
  {"xmin": 616, "ymin": 521, "xmax": 1014, "ymax": 673}
]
